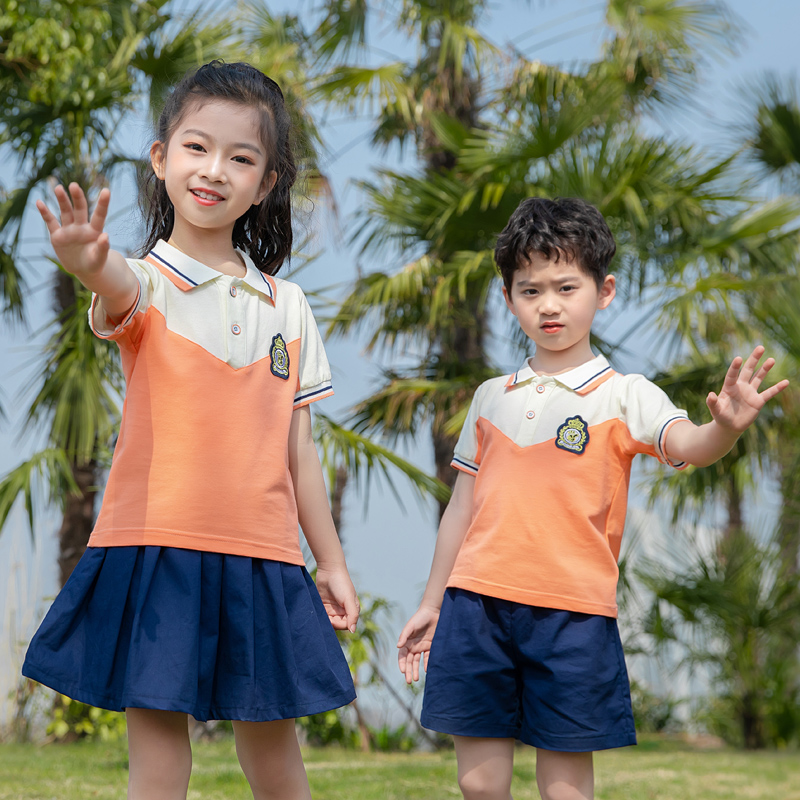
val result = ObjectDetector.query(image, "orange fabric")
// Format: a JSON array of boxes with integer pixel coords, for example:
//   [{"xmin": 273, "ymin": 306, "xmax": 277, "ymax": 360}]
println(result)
[
  {"xmin": 449, "ymin": 416, "xmax": 656, "ymax": 618},
  {"xmin": 89, "ymin": 307, "xmax": 305, "ymax": 562}
]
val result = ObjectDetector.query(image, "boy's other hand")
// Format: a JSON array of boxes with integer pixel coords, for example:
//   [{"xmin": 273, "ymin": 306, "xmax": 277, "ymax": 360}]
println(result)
[
  {"xmin": 707, "ymin": 345, "xmax": 790, "ymax": 432},
  {"xmin": 36, "ymin": 183, "xmax": 112, "ymax": 277},
  {"xmin": 397, "ymin": 605, "xmax": 439, "ymax": 684}
]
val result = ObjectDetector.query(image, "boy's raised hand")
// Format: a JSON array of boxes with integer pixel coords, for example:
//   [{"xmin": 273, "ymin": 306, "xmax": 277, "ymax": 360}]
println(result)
[
  {"xmin": 397, "ymin": 605, "xmax": 439, "ymax": 684},
  {"xmin": 36, "ymin": 183, "xmax": 112, "ymax": 277},
  {"xmin": 707, "ymin": 345, "xmax": 790, "ymax": 432}
]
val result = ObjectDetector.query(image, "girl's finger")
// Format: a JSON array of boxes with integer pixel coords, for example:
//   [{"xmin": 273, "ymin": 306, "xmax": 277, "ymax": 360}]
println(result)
[
  {"xmin": 90, "ymin": 188, "xmax": 111, "ymax": 233},
  {"xmin": 53, "ymin": 184, "xmax": 74, "ymax": 226},
  {"xmin": 69, "ymin": 182, "xmax": 89, "ymax": 225},
  {"xmin": 739, "ymin": 346, "xmax": 765, "ymax": 384},
  {"xmin": 749, "ymin": 357, "xmax": 775, "ymax": 390},
  {"xmin": 722, "ymin": 356, "xmax": 743, "ymax": 389},
  {"xmin": 36, "ymin": 200, "xmax": 60, "ymax": 234},
  {"xmin": 758, "ymin": 379, "xmax": 790, "ymax": 403}
]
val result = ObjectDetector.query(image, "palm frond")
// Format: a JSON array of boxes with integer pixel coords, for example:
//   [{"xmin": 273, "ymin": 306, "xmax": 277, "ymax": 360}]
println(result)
[
  {"xmin": 314, "ymin": 412, "xmax": 450, "ymax": 508},
  {"xmin": 0, "ymin": 448, "xmax": 79, "ymax": 539}
]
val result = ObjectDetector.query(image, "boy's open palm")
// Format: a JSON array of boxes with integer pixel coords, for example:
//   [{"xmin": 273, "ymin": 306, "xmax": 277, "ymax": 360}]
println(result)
[
  {"xmin": 37, "ymin": 183, "xmax": 112, "ymax": 277},
  {"xmin": 397, "ymin": 606, "xmax": 439, "ymax": 684},
  {"xmin": 707, "ymin": 346, "xmax": 790, "ymax": 432}
]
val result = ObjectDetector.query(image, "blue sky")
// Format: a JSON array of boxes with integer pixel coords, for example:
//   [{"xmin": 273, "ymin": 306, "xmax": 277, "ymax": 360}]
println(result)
[{"xmin": 1, "ymin": 0, "xmax": 799, "ymax": 720}]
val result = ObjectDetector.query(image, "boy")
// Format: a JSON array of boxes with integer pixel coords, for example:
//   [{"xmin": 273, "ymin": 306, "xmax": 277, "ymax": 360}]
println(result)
[{"xmin": 397, "ymin": 197, "xmax": 789, "ymax": 800}]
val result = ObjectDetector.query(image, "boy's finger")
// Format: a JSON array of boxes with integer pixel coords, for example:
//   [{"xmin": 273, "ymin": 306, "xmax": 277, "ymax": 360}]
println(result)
[
  {"xmin": 68, "ymin": 182, "xmax": 89, "ymax": 225},
  {"xmin": 758, "ymin": 379, "xmax": 790, "ymax": 403},
  {"xmin": 739, "ymin": 346, "xmax": 766, "ymax": 383},
  {"xmin": 749, "ymin": 357, "xmax": 775, "ymax": 389}
]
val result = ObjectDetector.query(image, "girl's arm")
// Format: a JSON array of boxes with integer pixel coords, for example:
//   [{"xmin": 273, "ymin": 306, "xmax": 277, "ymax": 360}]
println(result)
[
  {"xmin": 665, "ymin": 346, "xmax": 789, "ymax": 467},
  {"xmin": 396, "ymin": 470, "xmax": 476, "ymax": 683},
  {"xmin": 288, "ymin": 404, "xmax": 359, "ymax": 632},
  {"xmin": 37, "ymin": 183, "xmax": 138, "ymax": 320}
]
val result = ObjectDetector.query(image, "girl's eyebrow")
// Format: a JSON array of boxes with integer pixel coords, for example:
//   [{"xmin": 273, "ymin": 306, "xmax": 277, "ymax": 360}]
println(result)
[{"xmin": 180, "ymin": 128, "xmax": 263, "ymax": 155}]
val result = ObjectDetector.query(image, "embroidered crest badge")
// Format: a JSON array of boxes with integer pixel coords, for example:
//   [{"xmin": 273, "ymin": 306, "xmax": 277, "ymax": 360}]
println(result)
[
  {"xmin": 270, "ymin": 333, "xmax": 290, "ymax": 380},
  {"xmin": 555, "ymin": 415, "xmax": 589, "ymax": 454}
]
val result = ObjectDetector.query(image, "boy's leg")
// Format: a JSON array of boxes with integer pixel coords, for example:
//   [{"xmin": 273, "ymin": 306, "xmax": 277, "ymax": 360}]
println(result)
[
  {"xmin": 232, "ymin": 718, "xmax": 312, "ymax": 800},
  {"xmin": 535, "ymin": 749, "xmax": 593, "ymax": 800},
  {"xmin": 126, "ymin": 708, "xmax": 192, "ymax": 800},
  {"xmin": 453, "ymin": 735, "xmax": 515, "ymax": 800}
]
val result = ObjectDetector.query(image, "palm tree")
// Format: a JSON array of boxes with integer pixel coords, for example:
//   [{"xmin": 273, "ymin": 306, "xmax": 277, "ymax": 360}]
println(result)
[
  {"xmin": 0, "ymin": 0, "xmax": 231, "ymax": 585},
  {"xmin": 294, "ymin": 0, "xmax": 791, "ymax": 522}
]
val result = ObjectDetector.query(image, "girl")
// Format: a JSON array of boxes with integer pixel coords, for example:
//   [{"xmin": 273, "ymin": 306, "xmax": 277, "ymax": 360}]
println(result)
[{"xmin": 23, "ymin": 61, "xmax": 358, "ymax": 800}]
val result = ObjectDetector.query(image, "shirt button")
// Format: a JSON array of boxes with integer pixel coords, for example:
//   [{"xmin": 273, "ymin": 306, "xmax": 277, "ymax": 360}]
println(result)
[
  {"xmin": 526, "ymin": 410, "xmax": 535, "ymax": 419},
  {"xmin": 231, "ymin": 324, "xmax": 241, "ymax": 335},
  {"xmin": 230, "ymin": 285, "xmax": 237, "ymax": 297},
  {"xmin": 536, "ymin": 385, "xmax": 545, "ymax": 393}
]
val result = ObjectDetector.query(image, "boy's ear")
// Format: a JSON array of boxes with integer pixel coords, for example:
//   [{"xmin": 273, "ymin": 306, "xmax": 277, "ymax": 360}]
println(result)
[
  {"xmin": 150, "ymin": 141, "xmax": 166, "ymax": 180},
  {"xmin": 255, "ymin": 169, "xmax": 278, "ymax": 206},
  {"xmin": 597, "ymin": 274, "xmax": 616, "ymax": 310},
  {"xmin": 502, "ymin": 285, "xmax": 518, "ymax": 316}
]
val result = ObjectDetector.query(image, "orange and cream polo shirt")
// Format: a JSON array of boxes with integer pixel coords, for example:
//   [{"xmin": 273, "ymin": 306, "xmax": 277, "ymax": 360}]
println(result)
[
  {"xmin": 448, "ymin": 354, "xmax": 689, "ymax": 618},
  {"xmin": 87, "ymin": 240, "xmax": 333, "ymax": 564}
]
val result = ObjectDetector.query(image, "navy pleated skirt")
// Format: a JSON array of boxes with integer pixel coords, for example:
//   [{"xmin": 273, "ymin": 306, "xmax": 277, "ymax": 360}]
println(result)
[{"xmin": 22, "ymin": 546, "xmax": 356, "ymax": 722}]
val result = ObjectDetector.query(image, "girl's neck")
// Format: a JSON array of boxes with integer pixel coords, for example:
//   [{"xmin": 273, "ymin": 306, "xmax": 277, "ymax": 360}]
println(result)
[{"xmin": 167, "ymin": 224, "xmax": 246, "ymax": 278}]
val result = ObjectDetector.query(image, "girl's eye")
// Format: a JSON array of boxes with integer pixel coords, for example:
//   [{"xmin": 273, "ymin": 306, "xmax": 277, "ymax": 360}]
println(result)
[
  {"xmin": 185, "ymin": 143, "xmax": 205, "ymax": 152},
  {"xmin": 233, "ymin": 156, "xmax": 254, "ymax": 164}
]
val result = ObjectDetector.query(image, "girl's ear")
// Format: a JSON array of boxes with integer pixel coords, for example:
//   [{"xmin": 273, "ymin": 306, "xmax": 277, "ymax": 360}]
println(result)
[
  {"xmin": 150, "ymin": 141, "xmax": 166, "ymax": 180},
  {"xmin": 256, "ymin": 169, "xmax": 278, "ymax": 206}
]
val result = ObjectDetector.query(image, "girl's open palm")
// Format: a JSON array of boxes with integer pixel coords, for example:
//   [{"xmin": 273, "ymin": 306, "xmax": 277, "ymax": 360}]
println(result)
[
  {"xmin": 707, "ymin": 345, "xmax": 790, "ymax": 431},
  {"xmin": 37, "ymin": 183, "xmax": 112, "ymax": 277}
]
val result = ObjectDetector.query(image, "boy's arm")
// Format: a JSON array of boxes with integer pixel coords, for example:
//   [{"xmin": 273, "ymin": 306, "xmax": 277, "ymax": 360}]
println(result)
[
  {"xmin": 664, "ymin": 346, "xmax": 789, "ymax": 467},
  {"xmin": 288, "ymin": 404, "xmax": 359, "ymax": 633},
  {"xmin": 397, "ymin": 470, "xmax": 476, "ymax": 684},
  {"xmin": 37, "ymin": 183, "xmax": 138, "ymax": 320}
]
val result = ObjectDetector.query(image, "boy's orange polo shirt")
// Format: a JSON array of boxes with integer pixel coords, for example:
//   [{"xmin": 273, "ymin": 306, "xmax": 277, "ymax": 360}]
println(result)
[
  {"xmin": 87, "ymin": 240, "xmax": 333, "ymax": 563},
  {"xmin": 448, "ymin": 355, "xmax": 688, "ymax": 618}
]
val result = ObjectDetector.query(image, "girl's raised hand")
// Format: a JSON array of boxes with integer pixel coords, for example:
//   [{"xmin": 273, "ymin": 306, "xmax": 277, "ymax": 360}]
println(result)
[{"xmin": 36, "ymin": 183, "xmax": 112, "ymax": 277}]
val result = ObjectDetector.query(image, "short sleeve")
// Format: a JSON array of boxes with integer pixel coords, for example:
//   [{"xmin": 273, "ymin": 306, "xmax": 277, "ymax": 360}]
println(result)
[
  {"xmin": 88, "ymin": 260, "xmax": 153, "ymax": 346},
  {"xmin": 293, "ymin": 289, "xmax": 334, "ymax": 408},
  {"xmin": 621, "ymin": 375, "xmax": 690, "ymax": 470},
  {"xmin": 451, "ymin": 383, "xmax": 487, "ymax": 476}
]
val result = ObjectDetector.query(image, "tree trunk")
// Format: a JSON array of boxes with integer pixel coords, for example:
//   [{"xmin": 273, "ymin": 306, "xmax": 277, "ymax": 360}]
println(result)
[
  {"xmin": 58, "ymin": 459, "xmax": 98, "ymax": 587},
  {"xmin": 740, "ymin": 691, "xmax": 766, "ymax": 750}
]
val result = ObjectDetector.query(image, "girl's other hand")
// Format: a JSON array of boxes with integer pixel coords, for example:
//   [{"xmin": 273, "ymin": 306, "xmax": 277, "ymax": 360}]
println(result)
[
  {"xmin": 315, "ymin": 565, "xmax": 360, "ymax": 633},
  {"xmin": 36, "ymin": 183, "xmax": 112, "ymax": 277}
]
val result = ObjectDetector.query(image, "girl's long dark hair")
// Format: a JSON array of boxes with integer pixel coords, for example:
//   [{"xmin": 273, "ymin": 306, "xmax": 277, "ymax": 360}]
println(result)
[{"xmin": 139, "ymin": 61, "xmax": 297, "ymax": 274}]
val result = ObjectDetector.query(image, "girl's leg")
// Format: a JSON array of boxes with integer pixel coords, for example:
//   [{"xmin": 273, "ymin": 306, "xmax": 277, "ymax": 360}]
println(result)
[
  {"xmin": 126, "ymin": 708, "xmax": 192, "ymax": 800},
  {"xmin": 232, "ymin": 719, "xmax": 312, "ymax": 800},
  {"xmin": 535, "ymin": 749, "xmax": 594, "ymax": 800},
  {"xmin": 453, "ymin": 735, "xmax": 515, "ymax": 800}
]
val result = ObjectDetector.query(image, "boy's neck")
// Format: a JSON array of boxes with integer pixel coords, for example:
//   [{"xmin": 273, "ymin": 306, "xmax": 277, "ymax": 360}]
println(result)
[{"xmin": 528, "ymin": 344, "xmax": 597, "ymax": 377}]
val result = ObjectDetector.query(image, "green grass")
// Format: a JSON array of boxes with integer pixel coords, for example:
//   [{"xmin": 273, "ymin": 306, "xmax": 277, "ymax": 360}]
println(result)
[{"xmin": 0, "ymin": 736, "xmax": 798, "ymax": 799}]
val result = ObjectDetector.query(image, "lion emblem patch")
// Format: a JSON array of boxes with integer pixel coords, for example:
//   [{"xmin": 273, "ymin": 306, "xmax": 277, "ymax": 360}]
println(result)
[
  {"xmin": 555, "ymin": 415, "xmax": 589, "ymax": 454},
  {"xmin": 270, "ymin": 333, "xmax": 290, "ymax": 380}
]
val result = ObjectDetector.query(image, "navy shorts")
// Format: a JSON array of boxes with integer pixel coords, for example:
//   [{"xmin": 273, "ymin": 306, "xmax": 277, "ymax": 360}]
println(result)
[{"xmin": 421, "ymin": 588, "xmax": 637, "ymax": 752}]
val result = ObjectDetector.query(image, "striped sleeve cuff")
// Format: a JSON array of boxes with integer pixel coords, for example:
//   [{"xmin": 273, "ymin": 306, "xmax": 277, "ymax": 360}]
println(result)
[
  {"xmin": 655, "ymin": 415, "xmax": 690, "ymax": 470},
  {"xmin": 451, "ymin": 455, "xmax": 479, "ymax": 476},
  {"xmin": 294, "ymin": 381, "xmax": 334, "ymax": 408},
  {"xmin": 88, "ymin": 283, "xmax": 142, "ymax": 340}
]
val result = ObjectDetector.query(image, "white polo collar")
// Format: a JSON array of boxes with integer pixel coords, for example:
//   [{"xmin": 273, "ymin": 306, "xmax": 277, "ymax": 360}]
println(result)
[
  {"xmin": 505, "ymin": 354, "xmax": 615, "ymax": 395},
  {"xmin": 148, "ymin": 240, "xmax": 277, "ymax": 302}
]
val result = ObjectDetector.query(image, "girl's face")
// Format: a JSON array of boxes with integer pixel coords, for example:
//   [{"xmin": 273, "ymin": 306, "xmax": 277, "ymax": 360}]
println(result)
[{"xmin": 150, "ymin": 99, "xmax": 278, "ymax": 244}]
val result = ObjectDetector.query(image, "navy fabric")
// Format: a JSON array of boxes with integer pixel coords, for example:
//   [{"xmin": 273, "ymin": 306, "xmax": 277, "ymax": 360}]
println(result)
[
  {"xmin": 22, "ymin": 546, "xmax": 355, "ymax": 722},
  {"xmin": 421, "ymin": 588, "xmax": 637, "ymax": 752}
]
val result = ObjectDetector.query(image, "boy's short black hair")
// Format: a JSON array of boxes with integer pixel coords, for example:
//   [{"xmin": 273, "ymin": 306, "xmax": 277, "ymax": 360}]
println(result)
[{"xmin": 494, "ymin": 197, "xmax": 616, "ymax": 292}]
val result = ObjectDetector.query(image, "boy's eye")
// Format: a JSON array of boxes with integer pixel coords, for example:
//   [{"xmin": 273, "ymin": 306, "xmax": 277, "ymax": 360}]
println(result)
[{"xmin": 560, "ymin": 285, "xmax": 576, "ymax": 292}]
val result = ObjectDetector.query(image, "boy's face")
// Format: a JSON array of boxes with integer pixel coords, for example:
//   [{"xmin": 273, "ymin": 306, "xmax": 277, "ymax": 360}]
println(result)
[{"xmin": 502, "ymin": 251, "xmax": 615, "ymax": 368}]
